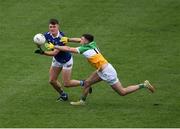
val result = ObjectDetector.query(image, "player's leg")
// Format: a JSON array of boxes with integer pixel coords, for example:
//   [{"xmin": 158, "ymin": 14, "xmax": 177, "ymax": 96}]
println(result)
[
  {"xmin": 49, "ymin": 66, "xmax": 63, "ymax": 93},
  {"xmin": 82, "ymin": 71, "xmax": 102, "ymax": 96},
  {"xmin": 49, "ymin": 58, "xmax": 68, "ymax": 101},
  {"xmin": 84, "ymin": 71, "xmax": 103, "ymax": 87},
  {"xmin": 70, "ymin": 71, "xmax": 102, "ymax": 105},
  {"xmin": 104, "ymin": 64, "xmax": 155, "ymax": 96},
  {"xmin": 61, "ymin": 57, "xmax": 84, "ymax": 87},
  {"xmin": 111, "ymin": 81, "xmax": 141, "ymax": 96},
  {"xmin": 111, "ymin": 80, "xmax": 155, "ymax": 96},
  {"xmin": 62, "ymin": 68, "xmax": 83, "ymax": 87}
]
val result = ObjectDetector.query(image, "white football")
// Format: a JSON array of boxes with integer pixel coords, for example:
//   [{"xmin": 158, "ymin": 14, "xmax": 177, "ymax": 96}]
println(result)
[{"xmin": 33, "ymin": 33, "xmax": 46, "ymax": 45}]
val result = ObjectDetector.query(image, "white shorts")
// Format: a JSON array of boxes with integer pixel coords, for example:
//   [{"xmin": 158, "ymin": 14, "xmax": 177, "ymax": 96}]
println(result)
[
  {"xmin": 97, "ymin": 63, "xmax": 119, "ymax": 85},
  {"xmin": 51, "ymin": 57, "xmax": 73, "ymax": 69}
]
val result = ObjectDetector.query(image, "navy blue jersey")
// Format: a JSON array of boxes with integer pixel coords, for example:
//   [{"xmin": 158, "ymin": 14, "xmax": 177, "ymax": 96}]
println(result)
[{"xmin": 44, "ymin": 31, "xmax": 71, "ymax": 63}]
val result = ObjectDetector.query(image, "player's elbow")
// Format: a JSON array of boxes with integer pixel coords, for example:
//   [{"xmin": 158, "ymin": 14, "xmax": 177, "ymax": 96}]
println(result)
[
  {"xmin": 52, "ymin": 51, "xmax": 59, "ymax": 56},
  {"xmin": 52, "ymin": 49, "xmax": 60, "ymax": 56}
]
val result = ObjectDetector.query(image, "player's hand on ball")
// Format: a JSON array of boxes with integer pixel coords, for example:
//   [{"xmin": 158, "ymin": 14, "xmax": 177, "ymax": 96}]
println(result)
[
  {"xmin": 34, "ymin": 48, "xmax": 44, "ymax": 55},
  {"xmin": 60, "ymin": 37, "xmax": 68, "ymax": 44},
  {"xmin": 45, "ymin": 43, "xmax": 54, "ymax": 50}
]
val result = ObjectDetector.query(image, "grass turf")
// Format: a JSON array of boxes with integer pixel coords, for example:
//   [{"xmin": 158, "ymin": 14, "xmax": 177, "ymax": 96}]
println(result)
[{"xmin": 0, "ymin": 0, "xmax": 180, "ymax": 127}]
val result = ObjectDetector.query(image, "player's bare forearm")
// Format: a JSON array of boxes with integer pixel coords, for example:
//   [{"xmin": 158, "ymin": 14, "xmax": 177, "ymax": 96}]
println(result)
[
  {"xmin": 55, "ymin": 46, "xmax": 78, "ymax": 53},
  {"xmin": 44, "ymin": 49, "xmax": 59, "ymax": 56},
  {"xmin": 68, "ymin": 38, "xmax": 81, "ymax": 43}
]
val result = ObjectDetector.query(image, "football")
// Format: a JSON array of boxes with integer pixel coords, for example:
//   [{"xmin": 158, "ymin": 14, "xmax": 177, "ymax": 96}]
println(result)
[{"xmin": 33, "ymin": 33, "xmax": 46, "ymax": 45}]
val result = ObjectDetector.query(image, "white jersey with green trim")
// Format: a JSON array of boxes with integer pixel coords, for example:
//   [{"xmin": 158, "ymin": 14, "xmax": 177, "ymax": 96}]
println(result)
[{"xmin": 76, "ymin": 41, "xmax": 108, "ymax": 69}]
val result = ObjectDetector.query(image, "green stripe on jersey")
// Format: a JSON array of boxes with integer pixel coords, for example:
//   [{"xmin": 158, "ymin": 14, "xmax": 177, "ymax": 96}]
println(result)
[{"xmin": 78, "ymin": 41, "xmax": 97, "ymax": 54}]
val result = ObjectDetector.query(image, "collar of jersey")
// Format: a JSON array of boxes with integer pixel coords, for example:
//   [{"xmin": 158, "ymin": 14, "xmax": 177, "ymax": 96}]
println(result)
[
  {"xmin": 83, "ymin": 41, "xmax": 96, "ymax": 46},
  {"xmin": 50, "ymin": 31, "xmax": 60, "ymax": 38}
]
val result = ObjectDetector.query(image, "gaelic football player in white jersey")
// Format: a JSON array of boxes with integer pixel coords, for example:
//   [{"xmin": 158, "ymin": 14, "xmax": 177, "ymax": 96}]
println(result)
[{"xmin": 45, "ymin": 34, "xmax": 155, "ymax": 105}]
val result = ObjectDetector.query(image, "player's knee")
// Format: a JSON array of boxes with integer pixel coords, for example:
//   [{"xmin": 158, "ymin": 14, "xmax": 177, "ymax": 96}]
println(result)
[
  {"xmin": 84, "ymin": 80, "xmax": 90, "ymax": 87},
  {"xmin": 118, "ymin": 89, "xmax": 127, "ymax": 96},
  {"xmin": 119, "ymin": 92, "xmax": 126, "ymax": 96},
  {"xmin": 49, "ymin": 79, "xmax": 56, "ymax": 85},
  {"xmin": 63, "ymin": 81, "xmax": 71, "ymax": 87}
]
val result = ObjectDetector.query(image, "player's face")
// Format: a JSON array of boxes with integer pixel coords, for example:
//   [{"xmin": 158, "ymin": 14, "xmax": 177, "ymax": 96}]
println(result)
[
  {"xmin": 49, "ymin": 24, "xmax": 59, "ymax": 35},
  {"xmin": 80, "ymin": 37, "xmax": 89, "ymax": 44}
]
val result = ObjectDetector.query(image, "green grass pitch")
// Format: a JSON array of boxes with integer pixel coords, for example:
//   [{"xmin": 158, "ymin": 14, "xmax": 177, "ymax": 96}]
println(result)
[{"xmin": 0, "ymin": 0, "xmax": 180, "ymax": 127}]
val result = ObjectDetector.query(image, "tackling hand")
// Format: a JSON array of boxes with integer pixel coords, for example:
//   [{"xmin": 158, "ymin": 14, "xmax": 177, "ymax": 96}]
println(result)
[{"xmin": 60, "ymin": 37, "xmax": 68, "ymax": 44}]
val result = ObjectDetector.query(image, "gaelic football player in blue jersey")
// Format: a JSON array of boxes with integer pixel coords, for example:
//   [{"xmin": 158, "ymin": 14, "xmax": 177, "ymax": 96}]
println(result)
[{"xmin": 34, "ymin": 19, "xmax": 89, "ymax": 101}]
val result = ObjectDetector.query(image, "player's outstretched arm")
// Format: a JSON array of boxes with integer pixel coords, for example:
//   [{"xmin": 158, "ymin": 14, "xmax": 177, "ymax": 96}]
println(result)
[
  {"xmin": 45, "ymin": 43, "xmax": 78, "ymax": 53},
  {"xmin": 44, "ymin": 49, "xmax": 60, "ymax": 56},
  {"xmin": 68, "ymin": 38, "xmax": 81, "ymax": 43},
  {"xmin": 34, "ymin": 46, "xmax": 60, "ymax": 56},
  {"xmin": 55, "ymin": 46, "xmax": 78, "ymax": 53},
  {"xmin": 60, "ymin": 37, "xmax": 81, "ymax": 44}
]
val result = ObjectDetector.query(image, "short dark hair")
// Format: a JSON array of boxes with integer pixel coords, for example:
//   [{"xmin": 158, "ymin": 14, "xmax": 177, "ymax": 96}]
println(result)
[
  {"xmin": 49, "ymin": 18, "xmax": 59, "ymax": 25},
  {"xmin": 82, "ymin": 34, "xmax": 94, "ymax": 42}
]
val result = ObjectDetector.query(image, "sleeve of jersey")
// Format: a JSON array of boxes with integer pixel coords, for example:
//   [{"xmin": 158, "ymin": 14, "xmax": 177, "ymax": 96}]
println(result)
[
  {"xmin": 76, "ymin": 47, "xmax": 81, "ymax": 54},
  {"xmin": 76, "ymin": 46, "xmax": 87, "ymax": 54},
  {"xmin": 44, "ymin": 32, "xmax": 48, "ymax": 40},
  {"xmin": 76, "ymin": 46, "xmax": 86, "ymax": 54},
  {"xmin": 60, "ymin": 32, "xmax": 65, "ymax": 36}
]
